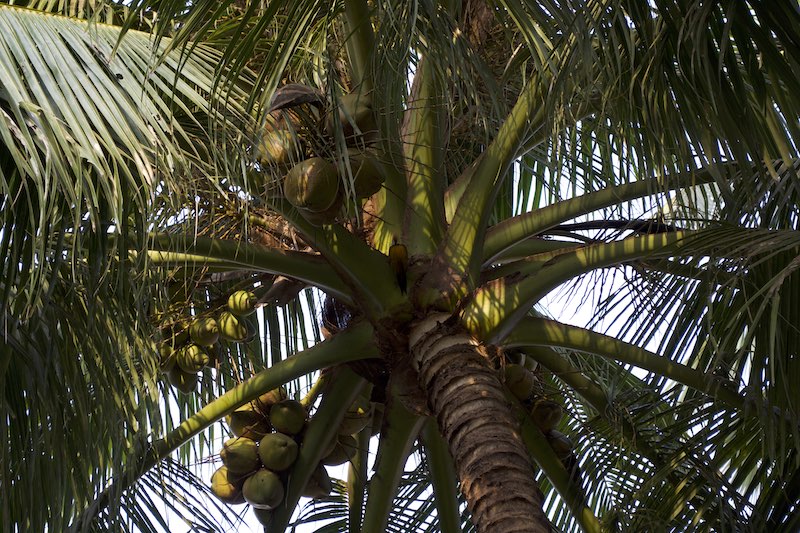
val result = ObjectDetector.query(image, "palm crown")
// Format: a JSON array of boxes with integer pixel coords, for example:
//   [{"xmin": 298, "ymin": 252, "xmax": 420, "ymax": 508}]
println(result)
[{"xmin": 2, "ymin": 1, "xmax": 800, "ymax": 532}]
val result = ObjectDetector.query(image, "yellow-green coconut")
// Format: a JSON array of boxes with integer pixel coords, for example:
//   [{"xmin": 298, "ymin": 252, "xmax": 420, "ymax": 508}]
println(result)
[
  {"xmin": 218, "ymin": 311, "xmax": 248, "ymax": 342},
  {"xmin": 283, "ymin": 157, "xmax": 340, "ymax": 214},
  {"xmin": 189, "ymin": 316, "xmax": 219, "ymax": 346},
  {"xmin": 258, "ymin": 432, "xmax": 299, "ymax": 472},
  {"xmin": 242, "ymin": 469, "xmax": 285, "ymax": 510},
  {"xmin": 252, "ymin": 507, "xmax": 272, "ymax": 526},
  {"xmin": 503, "ymin": 363, "xmax": 536, "ymax": 400},
  {"xmin": 546, "ymin": 430, "xmax": 574, "ymax": 460},
  {"xmin": 530, "ymin": 399, "xmax": 563, "ymax": 434},
  {"xmin": 221, "ymin": 437, "xmax": 261, "ymax": 475},
  {"xmin": 167, "ymin": 366, "xmax": 197, "ymax": 394},
  {"xmin": 257, "ymin": 129, "xmax": 303, "ymax": 167},
  {"xmin": 253, "ymin": 387, "xmax": 288, "ymax": 416},
  {"xmin": 302, "ymin": 464, "xmax": 333, "ymax": 499},
  {"xmin": 346, "ymin": 150, "xmax": 386, "ymax": 198},
  {"xmin": 227, "ymin": 290, "xmax": 257, "ymax": 316},
  {"xmin": 337, "ymin": 396, "xmax": 373, "ymax": 436},
  {"xmin": 226, "ymin": 405, "xmax": 271, "ymax": 441},
  {"xmin": 269, "ymin": 400, "xmax": 307, "ymax": 435},
  {"xmin": 176, "ymin": 344, "xmax": 210, "ymax": 373},
  {"xmin": 158, "ymin": 344, "xmax": 176, "ymax": 373},
  {"xmin": 210, "ymin": 466, "xmax": 247, "ymax": 505},
  {"xmin": 321, "ymin": 434, "xmax": 358, "ymax": 466},
  {"xmin": 326, "ymin": 92, "xmax": 377, "ymax": 145}
]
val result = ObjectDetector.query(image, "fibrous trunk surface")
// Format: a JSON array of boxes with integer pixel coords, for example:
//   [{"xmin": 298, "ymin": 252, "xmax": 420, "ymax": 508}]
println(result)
[{"xmin": 410, "ymin": 313, "xmax": 550, "ymax": 533}]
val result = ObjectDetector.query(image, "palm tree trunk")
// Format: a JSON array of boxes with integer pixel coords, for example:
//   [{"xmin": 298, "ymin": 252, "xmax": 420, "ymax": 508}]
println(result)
[{"xmin": 410, "ymin": 313, "xmax": 550, "ymax": 533}]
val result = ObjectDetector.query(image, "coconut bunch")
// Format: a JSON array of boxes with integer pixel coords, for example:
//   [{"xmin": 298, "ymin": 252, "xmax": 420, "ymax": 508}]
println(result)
[
  {"xmin": 210, "ymin": 386, "xmax": 377, "ymax": 526},
  {"xmin": 257, "ymin": 86, "xmax": 387, "ymax": 227},
  {"xmin": 502, "ymin": 361, "xmax": 577, "ymax": 472},
  {"xmin": 158, "ymin": 290, "xmax": 258, "ymax": 394},
  {"xmin": 211, "ymin": 387, "xmax": 314, "ymax": 526}
]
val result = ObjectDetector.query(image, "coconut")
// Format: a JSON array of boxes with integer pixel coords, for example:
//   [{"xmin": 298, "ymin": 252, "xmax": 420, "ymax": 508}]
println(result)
[
  {"xmin": 337, "ymin": 397, "xmax": 373, "ymax": 436},
  {"xmin": 283, "ymin": 157, "xmax": 340, "ymax": 214},
  {"xmin": 321, "ymin": 434, "xmax": 358, "ymax": 466},
  {"xmin": 252, "ymin": 387, "xmax": 288, "ymax": 416},
  {"xmin": 158, "ymin": 344, "xmax": 176, "ymax": 373},
  {"xmin": 530, "ymin": 399, "xmax": 563, "ymax": 434},
  {"xmin": 504, "ymin": 363, "xmax": 536, "ymax": 400},
  {"xmin": 221, "ymin": 437, "xmax": 261, "ymax": 475},
  {"xmin": 296, "ymin": 193, "xmax": 343, "ymax": 226},
  {"xmin": 302, "ymin": 464, "xmax": 333, "ymax": 499},
  {"xmin": 257, "ymin": 129, "xmax": 302, "ymax": 167},
  {"xmin": 176, "ymin": 344, "xmax": 210, "ymax": 373},
  {"xmin": 210, "ymin": 466, "xmax": 246, "ymax": 505},
  {"xmin": 258, "ymin": 432, "xmax": 299, "ymax": 472},
  {"xmin": 326, "ymin": 92, "xmax": 377, "ymax": 145},
  {"xmin": 252, "ymin": 507, "xmax": 273, "ymax": 526},
  {"xmin": 347, "ymin": 150, "xmax": 386, "ymax": 198},
  {"xmin": 226, "ymin": 405, "xmax": 271, "ymax": 440},
  {"xmin": 218, "ymin": 311, "xmax": 248, "ymax": 342},
  {"xmin": 269, "ymin": 400, "xmax": 307, "ymax": 435},
  {"xmin": 546, "ymin": 430, "xmax": 574, "ymax": 460},
  {"xmin": 167, "ymin": 366, "xmax": 197, "ymax": 394},
  {"xmin": 227, "ymin": 290, "xmax": 257, "ymax": 316},
  {"xmin": 189, "ymin": 316, "xmax": 219, "ymax": 346},
  {"xmin": 242, "ymin": 469, "xmax": 285, "ymax": 510}
]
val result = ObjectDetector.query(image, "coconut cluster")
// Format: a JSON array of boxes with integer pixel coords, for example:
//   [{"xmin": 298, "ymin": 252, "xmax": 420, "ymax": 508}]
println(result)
[
  {"xmin": 158, "ymin": 290, "xmax": 258, "ymax": 394},
  {"xmin": 257, "ymin": 88, "xmax": 386, "ymax": 226},
  {"xmin": 502, "ymin": 362, "xmax": 576, "ymax": 471},
  {"xmin": 210, "ymin": 387, "xmax": 313, "ymax": 526},
  {"xmin": 210, "ymin": 387, "xmax": 377, "ymax": 526}
]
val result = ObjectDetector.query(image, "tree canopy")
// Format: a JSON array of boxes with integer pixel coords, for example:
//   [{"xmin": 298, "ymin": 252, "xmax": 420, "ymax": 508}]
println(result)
[{"xmin": 2, "ymin": 1, "xmax": 800, "ymax": 532}]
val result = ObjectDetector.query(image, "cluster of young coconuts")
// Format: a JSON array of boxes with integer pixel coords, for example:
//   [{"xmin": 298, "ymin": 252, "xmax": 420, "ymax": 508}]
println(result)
[
  {"xmin": 210, "ymin": 387, "xmax": 374, "ymax": 526},
  {"xmin": 159, "ymin": 290, "xmax": 258, "ymax": 394},
  {"xmin": 503, "ymin": 362, "xmax": 575, "ymax": 466},
  {"xmin": 258, "ymin": 90, "xmax": 386, "ymax": 226}
]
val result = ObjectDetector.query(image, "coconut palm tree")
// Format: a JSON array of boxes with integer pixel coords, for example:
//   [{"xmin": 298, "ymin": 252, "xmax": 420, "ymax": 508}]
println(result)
[{"xmin": 3, "ymin": 0, "xmax": 800, "ymax": 531}]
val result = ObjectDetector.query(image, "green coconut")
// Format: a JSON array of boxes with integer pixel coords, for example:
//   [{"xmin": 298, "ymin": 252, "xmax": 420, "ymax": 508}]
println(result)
[
  {"xmin": 546, "ymin": 430, "xmax": 574, "ymax": 460},
  {"xmin": 321, "ymin": 434, "xmax": 358, "ymax": 466},
  {"xmin": 242, "ymin": 469, "xmax": 285, "ymax": 510},
  {"xmin": 167, "ymin": 366, "xmax": 197, "ymax": 394},
  {"xmin": 218, "ymin": 311, "xmax": 248, "ymax": 342},
  {"xmin": 221, "ymin": 437, "xmax": 261, "ymax": 475},
  {"xmin": 326, "ymin": 92, "xmax": 377, "ymax": 145},
  {"xmin": 163, "ymin": 321, "xmax": 190, "ymax": 347},
  {"xmin": 337, "ymin": 397, "xmax": 373, "ymax": 436},
  {"xmin": 296, "ymin": 193, "xmax": 343, "ymax": 226},
  {"xmin": 210, "ymin": 466, "xmax": 247, "ymax": 505},
  {"xmin": 257, "ymin": 129, "xmax": 302, "ymax": 167},
  {"xmin": 227, "ymin": 290, "xmax": 257, "ymax": 316},
  {"xmin": 226, "ymin": 405, "xmax": 271, "ymax": 440},
  {"xmin": 158, "ymin": 344, "xmax": 176, "ymax": 373},
  {"xmin": 283, "ymin": 157, "xmax": 340, "ymax": 214},
  {"xmin": 530, "ymin": 399, "xmax": 563, "ymax": 434},
  {"xmin": 240, "ymin": 314, "xmax": 260, "ymax": 342},
  {"xmin": 302, "ymin": 464, "xmax": 333, "ymax": 499},
  {"xmin": 189, "ymin": 316, "xmax": 219, "ymax": 346},
  {"xmin": 253, "ymin": 387, "xmax": 288, "ymax": 416},
  {"xmin": 269, "ymin": 400, "xmax": 307, "ymax": 435},
  {"xmin": 252, "ymin": 507, "xmax": 273, "ymax": 526},
  {"xmin": 347, "ymin": 150, "xmax": 386, "ymax": 198},
  {"xmin": 176, "ymin": 344, "xmax": 210, "ymax": 373},
  {"xmin": 503, "ymin": 363, "xmax": 536, "ymax": 400},
  {"xmin": 258, "ymin": 432, "xmax": 299, "ymax": 472}
]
